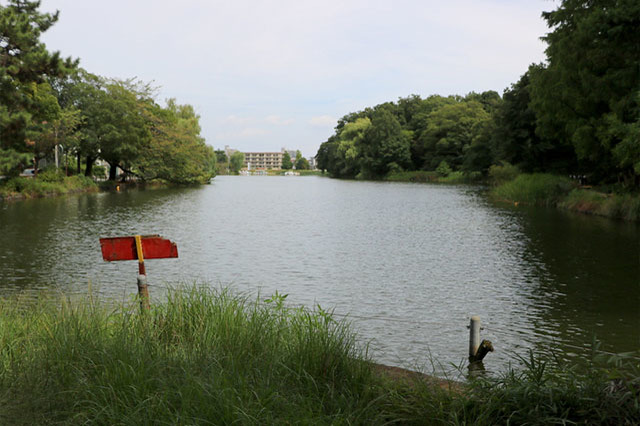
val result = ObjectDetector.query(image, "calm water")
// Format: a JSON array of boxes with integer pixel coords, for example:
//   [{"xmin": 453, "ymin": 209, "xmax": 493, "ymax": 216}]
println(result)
[{"xmin": 1, "ymin": 176, "xmax": 638, "ymax": 373}]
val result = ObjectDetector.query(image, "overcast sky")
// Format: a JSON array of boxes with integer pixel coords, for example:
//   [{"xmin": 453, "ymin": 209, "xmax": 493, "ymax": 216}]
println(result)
[{"xmin": 37, "ymin": 0, "xmax": 555, "ymax": 157}]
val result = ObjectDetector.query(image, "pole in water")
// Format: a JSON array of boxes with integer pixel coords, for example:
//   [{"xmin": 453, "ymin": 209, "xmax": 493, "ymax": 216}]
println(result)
[{"xmin": 469, "ymin": 316, "xmax": 481, "ymax": 357}]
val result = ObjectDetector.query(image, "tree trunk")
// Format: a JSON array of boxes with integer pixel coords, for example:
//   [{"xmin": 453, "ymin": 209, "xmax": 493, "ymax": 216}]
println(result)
[
  {"xmin": 76, "ymin": 153, "xmax": 81, "ymax": 175},
  {"xmin": 109, "ymin": 163, "xmax": 118, "ymax": 181},
  {"xmin": 84, "ymin": 156, "xmax": 94, "ymax": 177}
]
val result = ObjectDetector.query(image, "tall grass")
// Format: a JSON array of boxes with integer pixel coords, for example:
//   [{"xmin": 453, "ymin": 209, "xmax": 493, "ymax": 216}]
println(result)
[
  {"xmin": 0, "ymin": 288, "xmax": 382, "ymax": 424},
  {"xmin": 0, "ymin": 288, "xmax": 638, "ymax": 424},
  {"xmin": 559, "ymin": 189, "xmax": 640, "ymax": 221},
  {"xmin": 493, "ymin": 173, "xmax": 574, "ymax": 206}
]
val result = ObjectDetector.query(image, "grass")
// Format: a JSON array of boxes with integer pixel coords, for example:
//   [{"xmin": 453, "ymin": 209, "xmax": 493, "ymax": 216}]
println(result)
[
  {"xmin": 0, "ymin": 170, "xmax": 97, "ymax": 200},
  {"xmin": 492, "ymin": 173, "xmax": 575, "ymax": 206},
  {"xmin": 491, "ymin": 172, "xmax": 640, "ymax": 221},
  {"xmin": 559, "ymin": 189, "xmax": 640, "ymax": 221},
  {"xmin": 385, "ymin": 170, "xmax": 482, "ymax": 184},
  {"xmin": 0, "ymin": 286, "xmax": 638, "ymax": 424}
]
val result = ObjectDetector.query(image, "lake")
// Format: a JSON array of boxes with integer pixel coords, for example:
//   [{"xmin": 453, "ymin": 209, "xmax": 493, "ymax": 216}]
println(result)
[{"xmin": 1, "ymin": 175, "xmax": 638, "ymax": 374}]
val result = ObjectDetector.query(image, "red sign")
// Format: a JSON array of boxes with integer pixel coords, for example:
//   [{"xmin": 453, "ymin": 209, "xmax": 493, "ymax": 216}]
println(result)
[{"xmin": 100, "ymin": 235, "xmax": 178, "ymax": 261}]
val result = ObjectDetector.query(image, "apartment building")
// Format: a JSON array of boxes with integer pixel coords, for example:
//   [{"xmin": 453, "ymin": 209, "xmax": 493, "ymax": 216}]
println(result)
[{"xmin": 243, "ymin": 151, "xmax": 284, "ymax": 170}]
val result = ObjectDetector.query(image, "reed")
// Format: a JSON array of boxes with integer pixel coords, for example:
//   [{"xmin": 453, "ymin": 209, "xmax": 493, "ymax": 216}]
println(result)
[{"xmin": 492, "ymin": 173, "xmax": 574, "ymax": 206}]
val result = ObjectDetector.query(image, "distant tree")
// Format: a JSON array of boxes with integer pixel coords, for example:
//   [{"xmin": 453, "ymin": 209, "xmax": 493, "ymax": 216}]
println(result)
[
  {"xmin": 358, "ymin": 109, "xmax": 411, "ymax": 178},
  {"xmin": 139, "ymin": 99, "xmax": 215, "ymax": 184},
  {"xmin": 333, "ymin": 117, "xmax": 370, "ymax": 178},
  {"xmin": 417, "ymin": 101, "xmax": 490, "ymax": 171},
  {"xmin": 295, "ymin": 157, "xmax": 310, "ymax": 170},
  {"xmin": 229, "ymin": 151, "xmax": 245, "ymax": 174},
  {"xmin": 215, "ymin": 149, "xmax": 228, "ymax": 163},
  {"xmin": 281, "ymin": 151, "xmax": 293, "ymax": 169}
]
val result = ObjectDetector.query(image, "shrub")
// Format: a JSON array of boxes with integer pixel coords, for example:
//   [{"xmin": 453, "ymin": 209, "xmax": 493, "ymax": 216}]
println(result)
[
  {"xmin": 488, "ymin": 162, "xmax": 520, "ymax": 184},
  {"xmin": 436, "ymin": 160, "xmax": 452, "ymax": 177}
]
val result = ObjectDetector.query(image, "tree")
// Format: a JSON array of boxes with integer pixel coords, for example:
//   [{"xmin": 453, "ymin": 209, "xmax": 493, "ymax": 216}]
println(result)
[
  {"xmin": 417, "ymin": 101, "xmax": 490, "ymax": 171},
  {"xmin": 530, "ymin": 0, "xmax": 640, "ymax": 185},
  {"xmin": 494, "ymin": 69, "xmax": 576, "ymax": 173},
  {"xmin": 295, "ymin": 156, "xmax": 310, "ymax": 170},
  {"xmin": 332, "ymin": 117, "xmax": 370, "ymax": 178},
  {"xmin": 281, "ymin": 151, "xmax": 292, "ymax": 169},
  {"xmin": 229, "ymin": 151, "xmax": 245, "ymax": 174},
  {"xmin": 215, "ymin": 149, "xmax": 227, "ymax": 163},
  {"xmin": 138, "ymin": 99, "xmax": 215, "ymax": 184},
  {"xmin": 98, "ymin": 79, "xmax": 152, "ymax": 180},
  {"xmin": 358, "ymin": 108, "xmax": 411, "ymax": 178},
  {"xmin": 0, "ymin": 0, "xmax": 76, "ymax": 175}
]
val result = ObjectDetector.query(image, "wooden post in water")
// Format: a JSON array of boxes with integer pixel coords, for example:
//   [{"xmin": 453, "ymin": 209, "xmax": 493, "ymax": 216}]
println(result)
[{"xmin": 469, "ymin": 316, "xmax": 481, "ymax": 357}]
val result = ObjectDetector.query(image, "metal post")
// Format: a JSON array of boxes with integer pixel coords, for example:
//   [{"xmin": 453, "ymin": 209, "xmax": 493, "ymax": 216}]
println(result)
[{"xmin": 469, "ymin": 316, "xmax": 481, "ymax": 357}]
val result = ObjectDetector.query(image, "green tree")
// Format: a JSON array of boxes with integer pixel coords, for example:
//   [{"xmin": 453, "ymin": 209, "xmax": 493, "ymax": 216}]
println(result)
[
  {"xmin": 295, "ymin": 157, "xmax": 310, "ymax": 170},
  {"xmin": 215, "ymin": 149, "xmax": 227, "ymax": 163},
  {"xmin": 358, "ymin": 108, "xmax": 411, "ymax": 178},
  {"xmin": 332, "ymin": 117, "xmax": 370, "ymax": 178},
  {"xmin": 98, "ymin": 79, "xmax": 152, "ymax": 180},
  {"xmin": 281, "ymin": 151, "xmax": 292, "ymax": 169},
  {"xmin": 530, "ymin": 0, "xmax": 640, "ymax": 185},
  {"xmin": 417, "ymin": 101, "xmax": 490, "ymax": 171},
  {"xmin": 230, "ymin": 151, "xmax": 245, "ymax": 174},
  {"xmin": 138, "ymin": 99, "xmax": 215, "ymax": 184},
  {"xmin": 0, "ymin": 0, "xmax": 76, "ymax": 175}
]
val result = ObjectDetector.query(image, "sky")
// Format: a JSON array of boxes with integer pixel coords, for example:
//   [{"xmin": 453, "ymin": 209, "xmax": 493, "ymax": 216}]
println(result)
[{"xmin": 36, "ymin": 0, "xmax": 555, "ymax": 158}]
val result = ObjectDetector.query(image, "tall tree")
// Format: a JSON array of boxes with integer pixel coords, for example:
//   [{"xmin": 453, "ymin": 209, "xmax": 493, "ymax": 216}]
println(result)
[
  {"xmin": 229, "ymin": 151, "xmax": 244, "ymax": 174},
  {"xmin": 281, "ymin": 151, "xmax": 292, "ymax": 170},
  {"xmin": 0, "ymin": 0, "xmax": 76, "ymax": 175},
  {"xmin": 358, "ymin": 108, "xmax": 411, "ymax": 177},
  {"xmin": 417, "ymin": 101, "xmax": 491, "ymax": 171},
  {"xmin": 530, "ymin": 0, "xmax": 640, "ymax": 184},
  {"xmin": 139, "ymin": 99, "xmax": 215, "ymax": 184}
]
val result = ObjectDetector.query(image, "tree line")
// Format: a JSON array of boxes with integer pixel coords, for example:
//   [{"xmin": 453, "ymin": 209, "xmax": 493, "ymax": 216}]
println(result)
[
  {"xmin": 316, "ymin": 0, "xmax": 639, "ymax": 188},
  {"xmin": 0, "ymin": 0, "xmax": 215, "ymax": 184}
]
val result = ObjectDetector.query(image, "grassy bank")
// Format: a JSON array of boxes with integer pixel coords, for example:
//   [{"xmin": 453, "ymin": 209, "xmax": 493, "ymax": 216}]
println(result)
[
  {"xmin": 0, "ymin": 170, "xmax": 97, "ymax": 200},
  {"xmin": 385, "ymin": 170, "xmax": 482, "ymax": 184},
  {"xmin": 0, "ymin": 287, "xmax": 638, "ymax": 424},
  {"xmin": 491, "ymin": 173, "xmax": 640, "ymax": 221}
]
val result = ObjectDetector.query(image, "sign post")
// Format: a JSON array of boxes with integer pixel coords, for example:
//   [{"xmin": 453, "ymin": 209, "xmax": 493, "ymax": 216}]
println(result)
[{"xmin": 100, "ymin": 235, "xmax": 178, "ymax": 310}]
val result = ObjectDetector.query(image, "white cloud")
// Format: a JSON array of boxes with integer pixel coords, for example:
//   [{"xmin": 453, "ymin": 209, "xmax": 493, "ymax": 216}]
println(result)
[{"xmin": 309, "ymin": 115, "xmax": 336, "ymax": 127}]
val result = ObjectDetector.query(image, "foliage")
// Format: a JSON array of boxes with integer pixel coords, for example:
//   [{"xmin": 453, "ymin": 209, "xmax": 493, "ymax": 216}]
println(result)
[
  {"xmin": 295, "ymin": 156, "xmax": 310, "ymax": 170},
  {"xmin": 0, "ymin": 174, "xmax": 96, "ymax": 199},
  {"xmin": 214, "ymin": 149, "xmax": 227, "ymax": 163},
  {"xmin": 358, "ymin": 108, "xmax": 411, "ymax": 178},
  {"xmin": 281, "ymin": 150, "xmax": 292, "ymax": 169},
  {"xmin": 488, "ymin": 162, "xmax": 520, "ymax": 184},
  {"xmin": 559, "ymin": 189, "xmax": 640, "ymax": 221},
  {"xmin": 493, "ymin": 173, "xmax": 575, "ymax": 206},
  {"xmin": 0, "ymin": 0, "xmax": 76, "ymax": 173},
  {"xmin": 138, "ymin": 99, "xmax": 215, "ymax": 184},
  {"xmin": 530, "ymin": 0, "xmax": 640, "ymax": 184},
  {"xmin": 435, "ymin": 160, "xmax": 452, "ymax": 177},
  {"xmin": 229, "ymin": 151, "xmax": 245, "ymax": 174}
]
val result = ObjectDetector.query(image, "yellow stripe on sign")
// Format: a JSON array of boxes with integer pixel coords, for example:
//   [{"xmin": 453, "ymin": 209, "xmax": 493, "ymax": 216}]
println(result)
[{"xmin": 134, "ymin": 235, "xmax": 144, "ymax": 263}]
